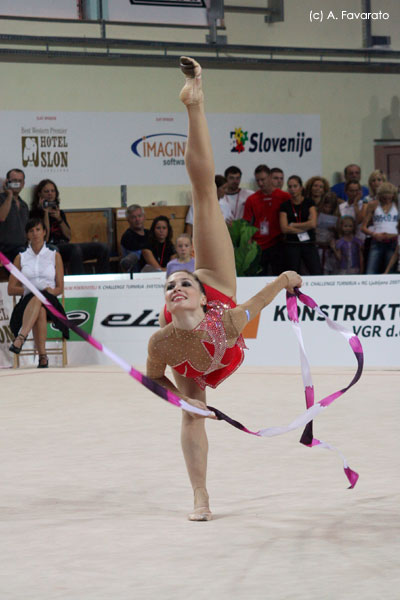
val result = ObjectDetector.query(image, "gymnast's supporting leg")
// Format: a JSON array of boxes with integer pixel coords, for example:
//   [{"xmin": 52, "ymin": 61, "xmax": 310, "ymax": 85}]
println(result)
[
  {"xmin": 180, "ymin": 57, "xmax": 237, "ymax": 301},
  {"xmin": 174, "ymin": 371, "xmax": 211, "ymax": 521}
]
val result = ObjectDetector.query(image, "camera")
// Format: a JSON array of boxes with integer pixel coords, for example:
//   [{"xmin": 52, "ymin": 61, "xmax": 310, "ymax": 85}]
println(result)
[
  {"xmin": 43, "ymin": 200, "xmax": 57, "ymax": 209},
  {"xmin": 6, "ymin": 180, "xmax": 20, "ymax": 190}
]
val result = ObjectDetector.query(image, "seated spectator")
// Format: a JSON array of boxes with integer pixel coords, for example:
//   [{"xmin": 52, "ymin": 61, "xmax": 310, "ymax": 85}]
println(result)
[
  {"xmin": 7, "ymin": 217, "xmax": 69, "ymax": 368},
  {"xmin": 361, "ymin": 182, "xmax": 399, "ymax": 274},
  {"xmin": 304, "ymin": 176, "xmax": 330, "ymax": 210},
  {"xmin": 316, "ymin": 192, "xmax": 339, "ymax": 274},
  {"xmin": 243, "ymin": 164, "xmax": 290, "ymax": 276},
  {"xmin": 219, "ymin": 166, "xmax": 253, "ymax": 223},
  {"xmin": 120, "ymin": 204, "xmax": 149, "ymax": 273},
  {"xmin": 185, "ymin": 175, "xmax": 228, "ymax": 236},
  {"xmin": 279, "ymin": 175, "xmax": 322, "ymax": 275},
  {"xmin": 330, "ymin": 216, "xmax": 363, "ymax": 275},
  {"xmin": 384, "ymin": 221, "xmax": 400, "ymax": 274},
  {"xmin": 166, "ymin": 233, "xmax": 195, "ymax": 277},
  {"xmin": 30, "ymin": 179, "xmax": 110, "ymax": 275},
  {"xmin": 0, "ymin": 168, "xmax": 29, "ymax": 264},
  {"xmin": 270, "ymin": 167, "xmax": 284, "ymax": 190},
  {"xmin": 141, "ymin": 215, "xmax": 175, "ymax": 272},
  {"xmin": 331, "ymin": 164, "xmax": 369, "ymax": 201}
]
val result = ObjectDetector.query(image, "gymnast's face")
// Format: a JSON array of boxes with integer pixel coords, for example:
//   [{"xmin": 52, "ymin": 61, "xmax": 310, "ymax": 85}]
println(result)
[{"xmin": 165, "ymin": 272, "xmax": 206, "ymax": 315}]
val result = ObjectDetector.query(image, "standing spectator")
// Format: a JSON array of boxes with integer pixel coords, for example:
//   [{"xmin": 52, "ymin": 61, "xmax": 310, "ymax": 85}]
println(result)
[
  {"xmin": 270, "ymin": 167, "xmax": 284, "ymax": 190},
  {"xmin": 185, "ymin": 175, "xmax": 228, "ymax": 236},
  {"xmin": 166, "ymin": 233, "xmax": 195, "ymax": 276},
  {"xmin": 243, "ymin": 164, "xmax": 290, "ymax": 275},
  {"xmin": 120, "ymin": 204, "xmax": 150, "ymax": 273},
  {"xmin": 31, "ymin": 179, "xmax": 110, "ymax": 275},
  {"xmin": 331, "ymin": 164, "xmax": 369, "ymax": 201},
  {"xmin": 331, "ymin": 216, "xmax": 363, "ymax": 275},
  {"xmin": 361, "ymin": 182, "xmax": 399, "ymax": 274},
  {"xmin": 339, "ymin": 180, "xmax": 366, "ymax": 241},
  {"xmin": 142, "ymin": 216, "xmax": 175, "ymax": 272},
  {"xmin": 316, "ymin": 192, "xmax": 339, "ymax": 274},
  {"xmin": 304, "ymin": 176, "xmax": 330, "ymax": 210},
  {"xmin": 361, "ymin": 170, "xmax": 387, "ymax": 270},
  {"xmin": 279, "ymin": 175, "xmax": 322, "ymax": 275},
  {"xmin": 0, "ymin": 168, "xmax": 29, "ymax": 264},
  {"xmin": 219, "ymin": 166, "xmax": 253, "ymax": 222},
  {"xmin": 384, "ymin": 221, "xmax": 400, "ymax": 274}
]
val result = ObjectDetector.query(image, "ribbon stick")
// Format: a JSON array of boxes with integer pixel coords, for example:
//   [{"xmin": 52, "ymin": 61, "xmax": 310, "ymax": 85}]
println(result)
[{"xmin": 1, "ymin": 251, "xmax": 362, "ymax": 487}]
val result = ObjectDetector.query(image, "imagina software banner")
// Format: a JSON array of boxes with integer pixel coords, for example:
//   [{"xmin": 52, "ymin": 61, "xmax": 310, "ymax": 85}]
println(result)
[{"xmin": 0, "ymin": 111, "xmax": 321, "ymax": 187}]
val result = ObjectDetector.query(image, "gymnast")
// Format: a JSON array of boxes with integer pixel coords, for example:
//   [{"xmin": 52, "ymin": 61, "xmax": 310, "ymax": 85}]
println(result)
[{"xmin": 146, "ymin": 57, "xmax": 302, "ymax": 522}]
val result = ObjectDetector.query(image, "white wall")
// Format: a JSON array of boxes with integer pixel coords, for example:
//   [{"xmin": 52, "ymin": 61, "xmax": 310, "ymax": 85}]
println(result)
[{"xmin": 0, "ymin": 0, "xmax": 399, "ymax": 209}]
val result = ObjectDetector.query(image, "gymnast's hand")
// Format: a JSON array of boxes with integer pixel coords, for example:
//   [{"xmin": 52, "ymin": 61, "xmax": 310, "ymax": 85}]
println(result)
[
  {"xmin": 282, "ymin": 271, "xmax": 302, "ymax": 294},
  {"xmin": 186, "ymin": 398, "xmax": 218, "ymax": 419}
]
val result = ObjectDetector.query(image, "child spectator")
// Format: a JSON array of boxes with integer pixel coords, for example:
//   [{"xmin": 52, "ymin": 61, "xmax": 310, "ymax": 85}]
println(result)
[
  {"xmin": 166, "ymin": 233, "xmax": 195, "ymax": 277},
  {"xmin": 331, "ymin": 216, "xmax": 363, "ymax": 275},
  {"xmin": 316, "ymin": 192, "xmax": 339, "ymax": 274}
]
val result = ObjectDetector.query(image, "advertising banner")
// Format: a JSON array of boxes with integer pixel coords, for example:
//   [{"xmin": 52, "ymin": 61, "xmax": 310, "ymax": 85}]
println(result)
[
  {"xmin": 1, "ymin": 274, "xmax": 398, "ymax": 369},
  {"xmin": 0, "ymin": 111, "xmax": 321, "ymax": 187}
]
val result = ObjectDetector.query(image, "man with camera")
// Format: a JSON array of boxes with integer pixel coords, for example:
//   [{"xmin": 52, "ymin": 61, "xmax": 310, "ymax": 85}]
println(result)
[{"xmin": 0, "ymin": 168, "xmax": 29, "ymax": 264}]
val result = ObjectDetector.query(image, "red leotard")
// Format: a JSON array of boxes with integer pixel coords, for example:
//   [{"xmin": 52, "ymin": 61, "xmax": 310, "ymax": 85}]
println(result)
[{"xmin": 162, "ymin": 284, "xmax": 246, "ymax": 390}]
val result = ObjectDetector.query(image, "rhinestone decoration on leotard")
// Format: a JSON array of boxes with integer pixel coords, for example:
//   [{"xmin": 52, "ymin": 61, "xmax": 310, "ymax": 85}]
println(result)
[{"xmin": 195, "ymin": 301, "xmax": 229, "ymax": 375}]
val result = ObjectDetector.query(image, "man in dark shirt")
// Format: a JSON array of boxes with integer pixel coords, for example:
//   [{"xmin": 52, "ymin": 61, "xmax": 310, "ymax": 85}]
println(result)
[
  {"xmin": 120, "ymin": 204, "xmax": 153, "ymax": 272},
  {"xmin": 243, "ymin": 164, "xmax": 290, "ymax": 275},
  {"xmin": 0, "ymin": 168, "xmax": 29, "ymax": 264}
]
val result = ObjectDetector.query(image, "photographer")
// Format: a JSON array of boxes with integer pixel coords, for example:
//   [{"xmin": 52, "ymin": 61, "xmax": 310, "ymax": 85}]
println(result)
[
  {"xmin": 30, "ymin": 179, "xmax": 110, "ymax": 275},
  {"xmin": 0, "ymin": 168, "xmax": 29, "ymax": 264}
]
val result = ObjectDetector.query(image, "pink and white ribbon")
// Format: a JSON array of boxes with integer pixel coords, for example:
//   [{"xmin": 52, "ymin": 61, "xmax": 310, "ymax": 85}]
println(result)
[{"xmin": 1, "ymin": 251, "xmax": 362, "ymax": 488}]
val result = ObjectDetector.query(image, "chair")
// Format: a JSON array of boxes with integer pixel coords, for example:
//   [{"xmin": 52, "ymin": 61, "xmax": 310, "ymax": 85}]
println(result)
[{"xmin": 12, "ymin": 294, "xmax": 68, "ymax": 368}]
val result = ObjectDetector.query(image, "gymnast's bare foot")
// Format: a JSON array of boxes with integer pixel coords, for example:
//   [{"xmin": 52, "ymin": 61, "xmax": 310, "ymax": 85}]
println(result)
[
  {"xmin": 188, "ymin": 487, "xmax": 212, "ymax": 522},
  {"xmin": 179, "ymin": 56, "xmax": 203, "ymax": 106}
]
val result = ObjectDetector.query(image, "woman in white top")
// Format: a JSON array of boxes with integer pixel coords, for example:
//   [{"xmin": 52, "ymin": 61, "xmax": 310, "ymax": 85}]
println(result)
[
  {"xmin": 8, "ymin": 217, "xmax": 67, "ymax": 368},
  {"xmin": 361, "ymin": 182, "xmax": 399, "ymax": 274}
]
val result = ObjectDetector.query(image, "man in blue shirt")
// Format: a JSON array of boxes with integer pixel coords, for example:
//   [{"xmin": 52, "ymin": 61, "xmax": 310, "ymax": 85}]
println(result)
[{"xmin": 331, "ymin": 163, "xmax": 369, "ymax": 201}]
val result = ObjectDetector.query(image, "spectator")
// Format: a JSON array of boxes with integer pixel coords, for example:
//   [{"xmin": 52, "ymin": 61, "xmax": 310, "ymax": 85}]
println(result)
[
  {"xmin": 243, "ymin": 164, "xmax": 290, "ymax": 275},
  {"xmin": 361, "ymin": 170, "xmax": 387, "ymax": 271},
  {"xmin": 362, "ymin": 182, "xmax": 399, "ymax": 274},
  {"xmin": 0, "ymin": 168, "xmax": 29, "ymax": 264},
  {"xmin": 279, "ymin": 175, "xmax": 322, "ymax": 275},
  {"xmin": 142, "ymin": 215, "xmax": 175, "ymax": 272},
  {"xmin": 120, "ymin": 204, "xmax": 149, "ymax": 273},
  {"xmin": 219, "ymin": 166, "xmax": 253, "ymax": 222},
  {"xmin": 166, "ymin": 233, "xmax": 195, "ymax": 277},
  {"xmin": 330, "ymin": 216, "xmax": 363, "ymax": 275},
  {"xmin": 7, "ymin": 217, "xmax": 69, "ymax": 368},
  {"xmin": 270, "ymin": 168, "xmax": 284, "ymax": 190},
  {"xmin": 384, "ymin": 221, "xmax": 400, "ymax": 274},
  {"xmin": 339, "ymin": 180, "xmax": 365, "ymax": 241},
  {"xmin": 304, "ymin": 176, "xmax": 330, "ymax": 210},
  {"xmin": 31, "ymin": 179, "xmax": 110, "ymax": 275},
  {"xmin": 316, "ymin": 192, "xmax": 339, "ymax": 275},
  {"xmin": 365, "ymin": 170, "xmax": 387, "ymax": 203},
  {"xmin": 185, "ymin": 175, "xmax": 228, "ymax": 236},
  {"xmin": 331, "ymin": 164, "xmax": 369, "ymax": 201}
]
